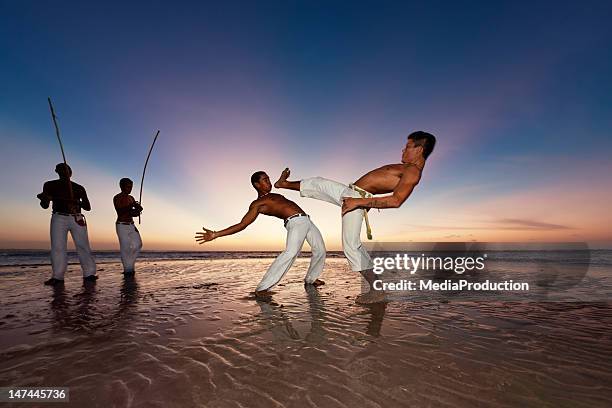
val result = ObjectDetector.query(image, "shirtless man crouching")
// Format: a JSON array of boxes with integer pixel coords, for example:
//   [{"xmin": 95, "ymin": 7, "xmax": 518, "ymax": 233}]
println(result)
[
  {"xmin": 274, "ymin": 131, "xmax": 436, "ymax": 304},
  {"xmin": 195, "ymin": 171, "xmax": 326, "ymax": 295}
]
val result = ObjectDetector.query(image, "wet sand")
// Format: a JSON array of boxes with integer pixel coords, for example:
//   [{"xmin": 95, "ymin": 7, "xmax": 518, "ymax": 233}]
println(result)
[{"xmin": 1, "ymin": 259, "xmax": 611, "ymax": 407}]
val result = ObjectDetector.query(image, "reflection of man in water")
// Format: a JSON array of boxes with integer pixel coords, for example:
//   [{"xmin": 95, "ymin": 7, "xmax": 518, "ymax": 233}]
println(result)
[
  {"xmin": 275, "ymin": 131, "xmax": 436, "ymax": 304},
  {"xmin": 113, "ymin": 178, "xmax": 143, "ymax": 275},
  {"xmin": 255, "ymin": 286, "xmax": 328, "ymax": 343},
  {"xmin": 195, "ymin": 171, "xmax": 326, "ymax": 294},
  {"xmin": 50, "ymin": 280, "xmax": 97, "ymax": 331},
  {"xmin": 256, "ymin": 286, "xmax": 385, "ymax": 343},
  {"xmin": 37, "ymin": 163, "xmax": 97, "ymax": 286}
]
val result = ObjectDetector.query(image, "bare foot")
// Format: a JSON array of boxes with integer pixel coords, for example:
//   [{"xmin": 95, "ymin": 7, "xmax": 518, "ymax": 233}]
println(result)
[
  {"xmin": 274, "ymin": 167, "xmax": 290, "ymax": 188},
  {"xmin": 254, "ymin": 289, "xmax": 273, "ymax": 299},
  {"xmin": 355, "ymin": 290, "xmax": 387, "ymax": 304},
  {"xmin": 305, "ymin": 279, "xmax": 325, "ymax": 287}
]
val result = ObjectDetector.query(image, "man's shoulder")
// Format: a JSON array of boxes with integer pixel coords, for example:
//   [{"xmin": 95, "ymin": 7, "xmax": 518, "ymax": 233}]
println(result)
[
  {"xmin": 249, "ymin": 198, "xmax": 263, "ymax": 208},
  {"xmin": 266, "ymin": 193, "xmax": 292, "ymax": 203},
  {"xmin": 268, "ymin": 192, "xmax": 287, "ymax": 199},
  {"xmin": 114, "ymin": 192, "xmax": 133, "ymax": 202},
  {"xmin": 402, "ymin": 163, "xmax": 421, "ymax": 172},
  {"xmin": 251, "ymin": 193, "xmax": 285, "ymax": 205},
  {"xmin": 44, "ymin": 179, "xmax": 68, "ymax": 190},
  {"xmin": 71, "ymin": 181, "xmax": 86, "ymax": 191},
  {"xmin": 374, "ymin": 163, "xmax": 404, "ymax": 172},
  {"xmin": 400, "ymin": 164, "xmax": 422, "ymax": 183}
]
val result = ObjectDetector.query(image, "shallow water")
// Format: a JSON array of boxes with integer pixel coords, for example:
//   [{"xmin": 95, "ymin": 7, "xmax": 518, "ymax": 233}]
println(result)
[{"xmin": 1, "ymin": 259, "xmax": 611, "ymax": 407}]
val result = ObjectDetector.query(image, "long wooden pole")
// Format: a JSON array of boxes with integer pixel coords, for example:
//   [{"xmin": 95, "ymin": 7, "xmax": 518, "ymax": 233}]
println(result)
[
  {"xmin": 47, "ymin": 97, "xmax": 76, "ymax": 213},
  {"xmin": 138, "ymin": 130, "xmax": 160, "ymax": 224}
]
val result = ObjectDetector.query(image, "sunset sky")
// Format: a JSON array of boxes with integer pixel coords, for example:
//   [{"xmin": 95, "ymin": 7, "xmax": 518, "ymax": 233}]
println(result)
[{"xmin": 1, "ymin": 1, "xmax": 611, "ymax": 250}]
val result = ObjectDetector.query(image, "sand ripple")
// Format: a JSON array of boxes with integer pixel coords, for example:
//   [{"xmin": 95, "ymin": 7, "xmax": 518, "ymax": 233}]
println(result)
[{"xmin": 0, "ymin": 259, "xmax": 611, "ymax": 407}]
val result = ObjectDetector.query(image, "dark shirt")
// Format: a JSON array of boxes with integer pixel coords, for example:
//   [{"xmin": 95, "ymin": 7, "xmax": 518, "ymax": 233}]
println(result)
[{"xmin": 38, "ymin": 179, "xmax": 90, "ymax": 214}]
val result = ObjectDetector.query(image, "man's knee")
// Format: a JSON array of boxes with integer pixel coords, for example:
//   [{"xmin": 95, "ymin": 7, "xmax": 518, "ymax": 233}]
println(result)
[
  {"xmin": 342, "ymin": 238, "xmax": 362, "ymax": 254},
  {"xmin": 51, "ymin": 247, "xmax": 64, "ymax": 257},
  {"xmin": 311, "ymin": 243, "xmax": 326, "ymax": 258},
  {"xmin": 74, "ymin": 240, "xmax": 91, "ymax": 253},
  {"xmin": 278, "ymin": 247, "xmax": 300, "ymax": 261},
  {"xmin": 311, "ymin": 251, "xmax": 326, "ymax": 265}
]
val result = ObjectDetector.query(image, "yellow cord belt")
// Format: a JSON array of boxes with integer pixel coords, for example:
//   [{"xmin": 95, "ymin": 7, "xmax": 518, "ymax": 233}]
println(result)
[{"xmin": 349, "ymin": 184, "xmax": 373, "ymax": 240}]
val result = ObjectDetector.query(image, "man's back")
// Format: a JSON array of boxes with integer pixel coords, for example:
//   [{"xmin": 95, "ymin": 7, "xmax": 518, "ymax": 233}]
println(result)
[
  {"xmin": 353, "ymin": 164, "xmax": 422, "ymax": 195},
  {"xmin": 42, "ymin": 179, "xmax": 88, "ymax": 213}
]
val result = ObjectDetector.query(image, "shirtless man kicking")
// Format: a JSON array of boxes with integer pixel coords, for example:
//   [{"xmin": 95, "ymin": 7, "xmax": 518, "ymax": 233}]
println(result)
[
  {"xmin": 194, "ymin": 171, "xmax": 326, "ymax": 294},
  {"xmin": 274, "ymin": 131, "xmax": 436, "ymax": 304}
]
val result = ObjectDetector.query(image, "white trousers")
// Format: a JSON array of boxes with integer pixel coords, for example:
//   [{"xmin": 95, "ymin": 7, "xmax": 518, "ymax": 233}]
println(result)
[
  {"xmin": 300, "ymin": 177, "xmax": 374, "ymax": 272},
  {"xmin": 50, "ymin": 213, "xmax": 96, "ymax": 279},
  {"xmin": 116, "ymin": 223, "xmax": 143, "ymax": 273},
  {"xmin": 256, "ymin": 216, "xmax": 326, "ymax": 292}
]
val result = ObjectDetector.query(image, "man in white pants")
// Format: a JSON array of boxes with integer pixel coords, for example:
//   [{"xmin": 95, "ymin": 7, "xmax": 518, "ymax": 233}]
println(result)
[
  {"xmin": 113, "ymin": 178, "xmax": 143, "ymax": 275},
  {"xmin": 37, "ymin": 163, "xmax": 97, "ymax": 285},
  {"xmin": 275, "ymin": 131, "xmax": 436, "ymax": 303},
  {"xmin": 195, "ymin": 171, "xmax": 326, "ymax": 294}
]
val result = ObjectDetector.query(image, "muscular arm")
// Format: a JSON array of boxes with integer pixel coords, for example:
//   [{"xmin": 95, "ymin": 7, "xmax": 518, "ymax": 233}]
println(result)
[
  {"xmin": 216, "ymin": 203, "xmax": 260, "ymax": 238},
  {"xmin": 205, "ymin": 202, "xmax": 261, "ymax": 241}
]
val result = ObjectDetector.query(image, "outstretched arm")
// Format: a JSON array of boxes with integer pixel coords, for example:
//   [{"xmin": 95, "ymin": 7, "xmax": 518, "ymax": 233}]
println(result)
[
  {"xmin": 195, "ymin": 202, "xmax": 260, "ymax": 244},
  {"xmin": 342, "ymin": 168, "xmax": 420, "ymax": 215}
]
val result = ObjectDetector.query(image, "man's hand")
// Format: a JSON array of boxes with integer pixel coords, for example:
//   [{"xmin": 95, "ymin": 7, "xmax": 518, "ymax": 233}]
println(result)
[
  {"xmin": 133, "ymin": 201, "xmax": 143, "ymax": 215},
  {"xmin": 37, "ymin": 192, "xmax": 51, "ymax": 209},
  {"xmin": 341, "ymin": 197, "xmax": 361, "ymax": 216},
  {"xmin": 195, "ymin": 227, "xmax": 216, "ymax": 244}
]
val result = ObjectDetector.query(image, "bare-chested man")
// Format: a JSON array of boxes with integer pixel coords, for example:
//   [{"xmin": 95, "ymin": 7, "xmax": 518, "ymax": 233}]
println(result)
[
  {"xmin": 37, "ymin": 163, "xmax": 97, "ymax": 285},
  {"xmin": 113, "ymin": 178, "xmax": 143, "ymax": 275},
  {"xmin": 274, "ymin": 131, "xmax": 436, "ymax": 303},
  {"xmin": 195, "ymin": 171, "xmax": 326, "ymax": 294}
]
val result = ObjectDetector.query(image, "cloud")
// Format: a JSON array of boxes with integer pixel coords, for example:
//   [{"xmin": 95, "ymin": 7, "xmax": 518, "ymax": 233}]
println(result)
[
  {"xmin": 407, "ymin": 217, "xmax": 573, "ymax": 232},
  {"xmin": 495, "ymin": 218, "xmax": 571, "ymax": 230}
]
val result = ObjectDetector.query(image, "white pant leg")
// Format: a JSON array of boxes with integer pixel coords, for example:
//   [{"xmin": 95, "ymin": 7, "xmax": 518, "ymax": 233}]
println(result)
[
  {"xmin": 68, "ymin": 217, "xmax": 96, "ymax": 277},
  {"xmin": 300, "ymin": 177, "xmax": 373, "ymax": 272},
  {"xmin": 341, "ymin": 189, "xmax": 373, "ymax": 272},
  {"xmin": 50, "ymin": 214, "xmax": 69, "ymax": 280},
  {"xmin": 255, "ymin": 217, "xmax": 310, "ymax": 292},
  {"xmin": 304, "ymin": 219, "xmax": 326, "ymax": 283},
  {"xmin": 300, "ymin": 177, "xmax": 348, "ymax": 206},
  {"xmin": 116, "ymin": 224, "xmax": 143, "ymax": 273}
]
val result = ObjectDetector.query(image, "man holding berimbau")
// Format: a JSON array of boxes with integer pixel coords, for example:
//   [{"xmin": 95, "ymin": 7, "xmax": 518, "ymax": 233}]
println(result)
[
  {"xmin": 113, "ymin": 178, "xmax": 143, "ymax": 275},
  {"xmin": 37, "ymin": 163, "xmax": 97, "ymax": 285}
]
